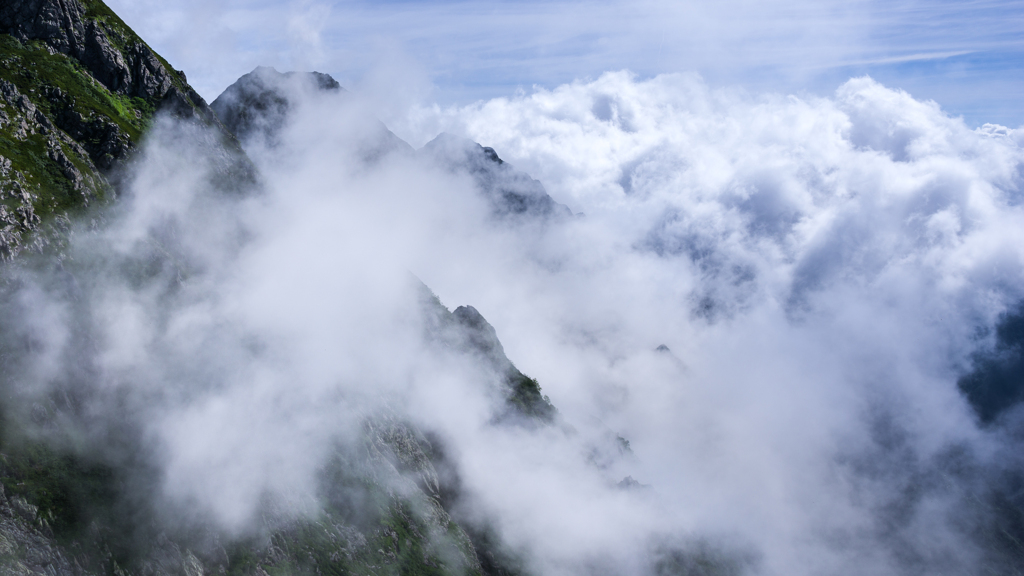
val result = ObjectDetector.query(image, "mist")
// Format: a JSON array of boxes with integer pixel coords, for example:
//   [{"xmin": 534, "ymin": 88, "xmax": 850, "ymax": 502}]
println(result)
[{"xmin": 3, "ymin": 68, "xmax": 1024, "ymax": 576}]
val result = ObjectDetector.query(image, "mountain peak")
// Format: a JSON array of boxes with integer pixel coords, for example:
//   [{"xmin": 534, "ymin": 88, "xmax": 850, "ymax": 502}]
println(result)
[
  {"xmin": 421, "ymin": 132, "xmax": 573, "ymax": 220},
  {"xmin": 211, "ymin": 67, "xmax": 346, "ymax": 146}
]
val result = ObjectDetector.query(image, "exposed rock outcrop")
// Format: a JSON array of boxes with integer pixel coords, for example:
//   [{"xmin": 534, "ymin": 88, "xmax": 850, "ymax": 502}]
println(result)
[
  {"xmin": 420, "ymin": 133, "xmax": 574, "ymax": 221},
  {"xmin": 0, "ymin": 483, "xmax": 92, "ymax": 576},
  {"xmin": 420, "ymin": 285, "xmax": 558, "ymax": 423},
  {"xmin": 1, "ymin": 5, "xmax": 556, "ymax": 576},
  {"xmin": 211, "ymin": 66, "xmax": 412, "ymax": 164},
  {"xmin": 211, "ymin": 67, "xmax": 572, "ymax": 224},
  {"xmin": 44, "ymin": 85, "xmax": 129, "ymax": 170},
  {"xmin": 0, "ymin": 0, "xmax": 253, "ymax": 259},
  {"xmin": 0, "ymin": 0, "xmax": 200, "ymax": 111},
  {"xmin": 212, "ymin": 66, "xmax": 343, "ymax": 145}
]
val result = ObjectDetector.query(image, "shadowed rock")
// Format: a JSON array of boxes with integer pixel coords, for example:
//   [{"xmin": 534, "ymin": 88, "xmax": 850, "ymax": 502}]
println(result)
[
  {"xmin": 418, "ymin": 283, "xmax": 558, "ymax": 423},
  {"xmin": 211, "ymin": 66, "xmax": 412, "ymax": 164},
  {"xmin": 211, "ymin": 66, "xmax": 344, "ymax": 145},
  {"xmin": 420, "ymin": 132, "xmax": 573, "ymax": 221},
  {"xmin": 0, "ymin": 0, "xmax": 213, "ymax": 118}
]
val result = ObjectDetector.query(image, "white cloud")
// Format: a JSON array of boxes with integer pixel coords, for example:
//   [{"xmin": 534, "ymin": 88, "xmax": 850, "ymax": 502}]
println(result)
[
  {"xmin": 4, "ymin": 69, "xmax": 1024, "ymax": 574},
  {"xmin": 398, "ymin": 72, "xmax": 1024, "ymax": 572}
]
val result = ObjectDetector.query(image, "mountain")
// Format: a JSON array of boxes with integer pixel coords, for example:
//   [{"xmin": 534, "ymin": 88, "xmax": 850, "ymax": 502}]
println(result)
[
  {"xmin": 0, "ymin": 278, "xmax": 553, "ymax": 576},
  {"xmin": 211, "ymin": 66, "xmax": 345, "ymax": 145},
  {"xmin": 0, "ymin": 0, "xmax": 251, "ymax": 260},
  {"xmin": 211, "ymin": 66, "xmax": 413, "ymax": 163},
  {"xmin": 210, "ymin": 66, "xmax": 573, "ymax": 220},
  {"xmin": 0, "ymin": 4, "xmax": 573, "ymax": 575},
  {"xmin": 420, "ymin": 284, "xmax": 558, "ymax": 423},
  {"xmin": 420, "ymin": 133, "xmax": 574, "ymax": 221},
  {"xmin": 17, "ymin": 3, "xmax": 1021, "ymax": 576}
]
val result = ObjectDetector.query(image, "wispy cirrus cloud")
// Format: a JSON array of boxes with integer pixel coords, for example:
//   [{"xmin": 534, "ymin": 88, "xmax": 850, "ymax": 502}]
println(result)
[{"xmin": 107, "ymin": 0, "xmax": 1022, "ymax": 149}]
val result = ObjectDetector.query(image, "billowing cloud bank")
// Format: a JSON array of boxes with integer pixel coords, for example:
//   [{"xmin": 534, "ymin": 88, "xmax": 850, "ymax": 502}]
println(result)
[
  {"xmin": 5, "ymin": 71, "xmax": 1024, "ymax": 576},
  {"xmin": 404, "ymin": 73, "xmax": 1024, "ymax": 572},
  {"xmin": 394, "ymin": 72, "xmax": 1024, "ymax": 573}
]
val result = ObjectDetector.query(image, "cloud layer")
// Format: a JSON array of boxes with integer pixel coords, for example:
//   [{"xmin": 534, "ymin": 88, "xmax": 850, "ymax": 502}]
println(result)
[
  {"xmin": 400, "ymin": 71, "xmax": 1024, "ymax": 573},
  {"xmin": 3, "ymin": 71, "xmax": 1024, "ymax": 575}
]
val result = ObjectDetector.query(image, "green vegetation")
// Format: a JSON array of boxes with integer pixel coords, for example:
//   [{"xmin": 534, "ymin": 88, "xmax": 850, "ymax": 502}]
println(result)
[
  {"xmin": 0, "ymin": 34, "xmax": 151, "ymax": 225},
  {"xmin": 0, "ymin": 0, "xmax": 220, "ymax": 248},
  {"xmin": 0, "ymin": 5, "xmax": 518, "ymax": 574},
  {"xmin": 507, "ymin": 373, "xmax": 556, "ymax": 422},
  {"xmin": 81, "ymin": 0, "xmax": 123, "ymax": 22},
  {"xmin": 217, "ymin": 450, "xmax": 483, "ymax": 576},
  {"xmin": 0, "ymin": 441, "xmax": 118, "ymax": 543},
  {"xmin": 0, "ymin": 38, "xmax": 150, "ymax": 138},
  {"xmin": 80, "ymin": 0, "xmax": 191, "ymax": 95},
  {"xmin": 0, "ymin": 131, "xmax": 100, "ymax": 221},
  {"xmin": 0, "ymin": 412, "xmax": 157, "ymax": 573},
  {"xmin": 0, "ymin": 405, "xmax": 487, "ymax": 576}
]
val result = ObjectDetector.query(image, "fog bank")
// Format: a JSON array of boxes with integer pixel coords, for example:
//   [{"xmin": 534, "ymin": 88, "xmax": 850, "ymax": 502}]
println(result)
[{"xmin": 3, "ymin": 71, "xmax": 1024, "ymax": 575}]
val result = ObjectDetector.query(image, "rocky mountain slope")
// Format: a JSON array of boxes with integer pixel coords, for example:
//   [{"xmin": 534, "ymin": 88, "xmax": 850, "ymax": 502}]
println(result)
[
  {"xmin": 0, "ymin": 0, "xmax": 249, "ymax": 260},
  {"xmin": 0, "ymin": 277, "xmax": 554, "ymax": 576},
  {"xmin": 212, "ymin": 66, "xmax": 412, "ymax": 163},
  {"xmin": 0, "ymin": 4, "xmax": 571, "ymax": 576},
  {"xmin": 210, "ymin": 66, "xmax": 573, "ymax": 221},
  {"xmin": 212, "ymin": 66, "xmax": 345, "ymax": 146},
  {"xmin": 420, "ymin": 133, "xmax": 573, "ymax": 221}
]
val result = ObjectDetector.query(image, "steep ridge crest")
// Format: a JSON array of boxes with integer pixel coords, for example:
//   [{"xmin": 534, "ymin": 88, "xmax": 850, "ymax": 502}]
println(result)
[{"xmin": 0, "ymin": 0, "xmax": 249, "ymax": 259}]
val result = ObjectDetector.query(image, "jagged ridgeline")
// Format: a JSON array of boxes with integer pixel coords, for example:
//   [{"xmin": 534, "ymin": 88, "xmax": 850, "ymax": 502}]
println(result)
[
  {"xmin": 0, "ymin": 0, "xmax": 251, "ymax": 259},
  {"xmin": 0, "ymin": 277, "xmax": 556, "ymax": 576},
  {"xmin": 0, "ymin": 4, "xmax": 563, "ymax": 575}
]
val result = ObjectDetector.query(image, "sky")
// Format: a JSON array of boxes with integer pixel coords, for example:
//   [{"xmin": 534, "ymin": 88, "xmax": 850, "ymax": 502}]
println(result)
[{"xmin": 105, "ymin": 0, "xmax": 1024, "ymax": 129}]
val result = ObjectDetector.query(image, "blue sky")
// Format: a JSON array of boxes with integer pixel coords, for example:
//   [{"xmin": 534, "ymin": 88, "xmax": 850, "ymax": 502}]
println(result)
[{"xmin": 108, "ymin": 0, "xmax": 1023, "ymax": 127}]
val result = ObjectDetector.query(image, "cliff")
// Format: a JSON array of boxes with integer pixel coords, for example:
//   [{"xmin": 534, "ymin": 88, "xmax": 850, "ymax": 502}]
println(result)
[
  {"xmin": 0, "ymin": 4, "xmax": 562, "ymax": 576},
  {"xmin": 0, "ymin": 0, "xmax": 248, "ymax": 259}
]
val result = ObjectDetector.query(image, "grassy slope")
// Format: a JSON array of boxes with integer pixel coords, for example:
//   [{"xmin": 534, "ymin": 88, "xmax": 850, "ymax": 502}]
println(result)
[
  {"xmin": 0, "ymin": 0, "xmax": 208, "ymax": 227},
  {"xmin": 0, "ymin": 36, "xmax": 122, "ymax": 218}
]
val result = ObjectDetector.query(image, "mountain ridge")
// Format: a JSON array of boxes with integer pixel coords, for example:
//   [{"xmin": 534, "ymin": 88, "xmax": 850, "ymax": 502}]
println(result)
[
  {"xmin": 210, "ymin": 66, "xmax": 574, "ymax": 221},
  {"xmin": 0, "ymin": 0, "xmax": 250, "ymax": 260},
  {"xmin": 0, "ymin": 4, "xmax": 651, "ymax": 576},
  {"xmin": 0, "ymin": 5, "xmax": 571, "ymax": 575},
  {"xmin": 211, "ymin": 66, "xmax": 413, "ymax": 163}
]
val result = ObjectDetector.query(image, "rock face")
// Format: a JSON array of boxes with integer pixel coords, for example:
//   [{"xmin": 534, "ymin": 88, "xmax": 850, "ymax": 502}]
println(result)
[
  {"xmin": 0, "ymin": 0, "xmax": 203, "ymax": 110},
  {"xmin": 0, "ymin": 483, "xmax": 85, "ymax": 576},
  {"xmin": 0, "ymin": 416, "xmax": 488, "ymax": 576},
  {"xmin": 420, "ymin": 133, "xmax": 574, "ymax": 221},
  {"xmin": 0, "ymin": 0, "xmax": 246, "ymax": 259},
  {"xmin": 211, "ymin": 66, "xmax": 412, "ymax": 163},
  {"xmin": 211, "ymin": 66, "xmax": 343, "ymax": 145},
  {"xmin": 0, "ymin": 284, "xmax": 548, "ymax": 576},
  {"xmin": 420, "ymin": 286, "xmax": 558, "ymax": 423},
  {"xmin": 1, "ymin": 5, "xmax": 562, "ymax": 576},
  {"xmin": 212, "ymin": 67, "xmax": 572, "ymax": 222}
]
